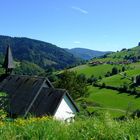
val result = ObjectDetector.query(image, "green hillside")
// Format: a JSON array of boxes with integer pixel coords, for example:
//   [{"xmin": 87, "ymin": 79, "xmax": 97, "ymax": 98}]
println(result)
[
  {"xmin": 0, "ymin": 35, "xmax": 80, "ymax": 70},
  {"xmin": 108, "ymin": 46, "xmax": 140, "ymax": 60},
  {"xmin": 71, "ymin": 64, "xmax": 122, "ymax": 78},
  {"xmin": 92, "ymin": 45, "xmax": 140, "ymax": 63},
  {"xmin": 97, "ymin": 62, "xmax": 140, "ymax": 92},
  {"xmin": 14, "ymin": 61, "xmax": 45, "ymax": 75},
  {"xmin": 100, "ymin": 68, "xmax": 140, "ymax": 87},
  {"xmin": 87, "ymin": 86, "xmax": 140, "ymax": 117},
  {"xmin": 72, "ymin": 63, "xmax": 140, "ymax": 116},
  {"xmin": 70, "ymin": 46, "xmax": 140, "ymax": 117}
]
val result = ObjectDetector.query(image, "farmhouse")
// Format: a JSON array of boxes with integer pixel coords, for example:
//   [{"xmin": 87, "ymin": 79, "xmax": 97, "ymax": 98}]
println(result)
[{"xmin": 0, "ymin": 46, "xmax": 79, "ymax": 121}]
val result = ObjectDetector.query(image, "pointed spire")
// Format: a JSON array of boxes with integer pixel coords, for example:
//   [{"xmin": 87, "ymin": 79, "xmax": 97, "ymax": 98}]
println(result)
[{"xmin": 2, "ymin": 45, "xmax": 15, "ymax": 74}]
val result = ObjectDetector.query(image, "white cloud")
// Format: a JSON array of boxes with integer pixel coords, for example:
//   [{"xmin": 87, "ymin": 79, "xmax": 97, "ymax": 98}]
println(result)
[
  {"xmin": 73, "ymin": 41, "xmax": 81, "ymax": 44},
  {"xmin": 72, "ymin": 6, "xmax": 88, "ymax": 14}
]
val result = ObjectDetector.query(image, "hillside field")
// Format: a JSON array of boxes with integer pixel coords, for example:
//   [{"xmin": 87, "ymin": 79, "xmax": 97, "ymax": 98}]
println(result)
[
  {"xmin": 71, "ymin": 62, "xmax": 140, "ymax": 117},
  {"xmin": 70, "ymin": 64, "xmax": 122, "ymax": 78},
  {"xmin": 100, "ymin": 68, "xmax": 140, "ymax": 87},
  {"xmin": 87, "ymin": 86, "xmax": 140, "ymax": 117}
]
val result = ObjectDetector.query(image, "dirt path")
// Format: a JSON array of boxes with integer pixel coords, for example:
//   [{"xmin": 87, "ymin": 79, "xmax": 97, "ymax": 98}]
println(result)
[{"xmin": 94, "ymin": 106, "xmax": 126, "ymax": 113}]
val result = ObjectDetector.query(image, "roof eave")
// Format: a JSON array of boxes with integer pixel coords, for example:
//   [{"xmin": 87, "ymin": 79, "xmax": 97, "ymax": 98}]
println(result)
[{"xmin": 65, "ymin": 91, "xmax": 80, "ymax": 112}]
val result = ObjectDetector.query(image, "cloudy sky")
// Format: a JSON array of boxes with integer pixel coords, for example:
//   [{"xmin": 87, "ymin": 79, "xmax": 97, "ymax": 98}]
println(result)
[{"xmin": 0, "ymin": 0, "xmax": 140, "ymax": 51}]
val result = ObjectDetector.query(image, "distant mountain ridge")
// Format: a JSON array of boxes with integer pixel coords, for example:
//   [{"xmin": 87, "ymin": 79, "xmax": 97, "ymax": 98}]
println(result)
[
  {"xmin": 65, "ymin": 48, "xmax": 111, "ymax": 60},
  {"xmin": 0, "ymin": 35, "xmax": 79, "ymax": 69}
]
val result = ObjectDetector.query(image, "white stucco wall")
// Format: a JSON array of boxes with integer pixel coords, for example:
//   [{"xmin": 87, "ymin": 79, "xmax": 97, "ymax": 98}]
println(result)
[{"xmin": 54, "ymin": 95, "xmax": 77, "ymax": 121}]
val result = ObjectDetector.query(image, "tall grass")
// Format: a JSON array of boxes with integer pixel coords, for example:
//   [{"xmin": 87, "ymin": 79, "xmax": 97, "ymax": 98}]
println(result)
[{"xmin": 0, "ymin": 113, "xmax": 140, "ymax": 140}]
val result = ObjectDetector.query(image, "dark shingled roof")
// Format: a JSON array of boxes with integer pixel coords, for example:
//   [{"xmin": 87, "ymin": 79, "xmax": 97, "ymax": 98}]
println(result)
[
  {"xmin": 0, "ymin": 75, "xmax": 53, "ymax": 116},
  {"xmin": 0, "ymin": 75, "xmax": 79, "ymax": 117},
  {"xmin": 30, "ymin": 88, "xmax": 66, "ymax": 116},
  {"xmin": 30, "ymin": 88, "xmax": 79, "ymax": 116}
]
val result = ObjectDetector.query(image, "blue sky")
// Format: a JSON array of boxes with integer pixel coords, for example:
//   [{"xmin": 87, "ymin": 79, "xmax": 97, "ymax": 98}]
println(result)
[{"xmin": 0, "ymin": 0, "xmax": 140, "ymax": 51}]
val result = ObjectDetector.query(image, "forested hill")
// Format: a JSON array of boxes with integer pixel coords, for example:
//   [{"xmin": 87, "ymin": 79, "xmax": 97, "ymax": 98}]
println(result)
[
  {"xmin": 65, "ymin": 48, "xmax": 111, "ymax": 60},
  {"xmin": 0, "ymin": 35, "xmax": 80, "ymax": 69}
]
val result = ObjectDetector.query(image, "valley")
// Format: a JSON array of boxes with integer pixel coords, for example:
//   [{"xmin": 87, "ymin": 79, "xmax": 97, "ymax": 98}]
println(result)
[{"xmin": 70, "ymin": 46, "xmax": 140, "ymax": 117}]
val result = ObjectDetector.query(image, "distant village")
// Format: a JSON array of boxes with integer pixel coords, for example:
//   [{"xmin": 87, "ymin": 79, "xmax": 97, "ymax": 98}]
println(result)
[{"xmin": 89, "ymin": 59, "xmax": 138, "ymax": 66}]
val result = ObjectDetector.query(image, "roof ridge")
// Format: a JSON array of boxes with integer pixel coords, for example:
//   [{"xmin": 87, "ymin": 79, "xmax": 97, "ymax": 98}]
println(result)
[
  {"xmin": 42, "ymin": 87, "xmax": 67, "ymax": 92},
  {"xmin": 10, "ymin": 74, "xmax": 46, "ymax": 79}
]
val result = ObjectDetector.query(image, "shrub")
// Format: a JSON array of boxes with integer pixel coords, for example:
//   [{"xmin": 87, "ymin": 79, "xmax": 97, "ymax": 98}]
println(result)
[
  {"xmin": 99, "ymin": 76, "xmax": 102, "ymax": 80},
  {"xmin": 102, "ymin": 83, "xmax": 106, "ymax": 88},
  {"xmin": 122, "ymin": 66, "xmax": 126, "ymax": 72},
  {"xmin": 131, "ymin": 109, "xmax": 140, "ymax": 118},
  {"xmin": 119, "ymin": 83, "xmax": 129, "ymax": 92},
  {"xmin": 136, "ymin": 75, "xmax": 140, "ymax": 85},
  {"xmin": 105, "ymin": 71, "xmax": 111, "ymax": 77},
  {"xmin": 87, "ymin": 75, "xmax": 98, "ymax": 84},
  {"xmin": 111, "ymin": 67, "xmax": 118, "ymax": 75}
]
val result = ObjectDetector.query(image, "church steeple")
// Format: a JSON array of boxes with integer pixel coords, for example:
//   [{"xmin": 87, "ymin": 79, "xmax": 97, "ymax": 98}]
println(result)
[{"xmin": 2, "ymin": 45, "xmax": 15, "ymax": 74}]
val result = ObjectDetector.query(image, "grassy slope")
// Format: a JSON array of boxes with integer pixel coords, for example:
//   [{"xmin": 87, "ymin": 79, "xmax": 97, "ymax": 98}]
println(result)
[
  {"xmin": 100, "ymin": 62, "xmax": 140, "ymax": 87},
  {"xmin": 92, "ymin": 46, "xmax": 140, "ymax": 63},
  {"xmin": 108, "ymin": 46, "xmax": 140, "ymax": 58},
  {"xmin": 71, "ymin": 62, "xmax": 140, "ymax": 116},
  {"xmin": 71, "ymin": 64, "xmax": 122, "ymax": 78},
  {"xmin": 88, "ymin": 86, "xmax": 140, "ymax": 116},
  {"xmin": 92, "ymin": 57, "xmax": 122, "ymax": 62}
]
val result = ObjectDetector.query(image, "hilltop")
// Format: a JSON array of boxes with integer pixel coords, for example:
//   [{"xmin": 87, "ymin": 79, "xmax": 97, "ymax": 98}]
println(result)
[
  {"xmin": 0, "ymin": 35, "xmax": 80, "ymax": 70},
  {"xmin": 92, "ymin": 45, "xmax": 140, "ymax": 63}
]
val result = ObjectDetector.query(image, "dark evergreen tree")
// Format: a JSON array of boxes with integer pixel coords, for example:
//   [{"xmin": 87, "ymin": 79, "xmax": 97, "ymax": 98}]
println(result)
[
  {"xmin": 136, "ymin": 75, "xmax": 140, "ymax": 85},
  {"xmin": 122, "ymin": 66, "xmax": 126, "ymax": 72},
  {"xmin": 111, "ymin": 67, "xmax": 118, "ymax": 75}
]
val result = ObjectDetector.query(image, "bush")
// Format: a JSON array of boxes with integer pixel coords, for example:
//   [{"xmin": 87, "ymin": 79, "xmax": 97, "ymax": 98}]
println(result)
[
  {"xmin": 87, "ymin": 75, "xmax": 98, "ymax": 84},
  {"xmin": 131, "ymin": 109, "xmax": 140, "ymax": 118},
  {"xmin": 102, "ymin": 83, "xmax": 106, "ymax": 88},
  {"xmin": 99, "ymin": 76, "xmax": 102, "ymax": 80},
  {"xmin": 111, "ymin": 67, "xmax": 118, "ymax": 75},
  {"xmin": 122, "ymin": 66, "xmax": 126, "ymax": 72},
  {"xmin": 136, "ymin": 75, "xmax": 140, "ymax": 85},
  {"xmin": 105, "ymin": 71, "xmax": 111, "ymax": 77},
  {"xmin": 118, "ymin": 85, "xmax": 128, "ymax": 93}
]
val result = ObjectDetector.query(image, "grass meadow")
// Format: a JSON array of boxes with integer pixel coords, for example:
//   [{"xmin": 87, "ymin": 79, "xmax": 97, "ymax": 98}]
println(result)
[
  {"xmin": 0, "ymin": 114, "xmax": 140, "ymax": 140},
  {"xmin": 70, "ymin": 64, "xmax": 122, "ymax": 78},
  {"xmin": 87, "ymin": 86, "xmax": 140, "ymax": 117},
  {"xmin": 100, "ymin": 68, "xmax": 140, "ymax": 87}
]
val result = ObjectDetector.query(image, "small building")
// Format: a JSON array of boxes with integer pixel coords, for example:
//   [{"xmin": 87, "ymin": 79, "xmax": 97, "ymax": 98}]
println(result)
[{"xmin": 0, "ymin": 46, "xmax": 79, "ymax": 121}]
